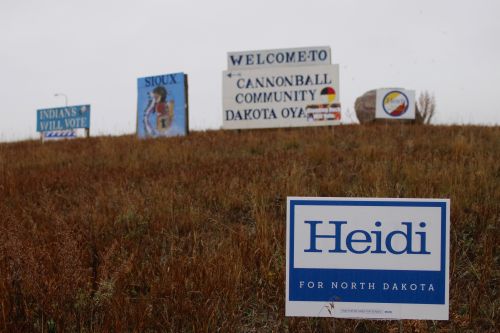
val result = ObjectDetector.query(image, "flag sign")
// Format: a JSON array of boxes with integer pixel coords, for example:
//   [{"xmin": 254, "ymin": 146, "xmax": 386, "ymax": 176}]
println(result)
[
  {"xmin": 286, "ymin": 197, "xmax": 450, "ymax": 320},
  {"xmin": 137, "ymin": 72, "xmax": 189, "ymax": 138},
  {"xmin": 37, "ymin": 105, "xmax": 90, "ymax": 132},
  {"xmin": 375, "ymin": 88, "xmax": 416, "ymax": 120},
  {"xmin": 42, "ymin": 130, "xmax": 77, "ymax": 141},
  {"xmin": 227, "ymin": 46, "xmax": 331, "ymax": 70}
]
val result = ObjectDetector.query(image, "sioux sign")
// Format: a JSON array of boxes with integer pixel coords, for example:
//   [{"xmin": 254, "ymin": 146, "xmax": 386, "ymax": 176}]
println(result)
[
  {"xmin": 223, "ymin": 65, "xmax": 341, "ymax": 129},
  {"xmin": 286, "ymin": 197, "xmax": 450, "ymax": 320},
  {"xmin": 137, "ymin": 72, "xmax": 189, "ymax": 138},
  {"xmin": 36, "ymin": 105, "xmax": 90, "ymax": 132},
  {"xmin": 227, "ymin": 46, "xmax": 331, "ymax": 69},
  {"xmin": 375, "ymin": 88, "xmax": 416, "ymax": 120}
]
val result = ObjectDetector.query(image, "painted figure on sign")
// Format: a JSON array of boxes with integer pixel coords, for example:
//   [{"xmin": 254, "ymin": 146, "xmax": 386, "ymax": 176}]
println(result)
[{"xmin": 143, "ymin": 86, "xmax": 175, "ymax": 136}]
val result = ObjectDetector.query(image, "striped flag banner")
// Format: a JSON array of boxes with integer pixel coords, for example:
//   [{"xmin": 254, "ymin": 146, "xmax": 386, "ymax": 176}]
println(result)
[{"xmin": 43, "ymin": 130, "xmax": 77, "ymax": 141}]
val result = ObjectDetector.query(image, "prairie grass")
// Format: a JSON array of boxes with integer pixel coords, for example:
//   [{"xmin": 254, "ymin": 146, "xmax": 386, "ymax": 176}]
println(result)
[{"xmin": 0, "ymin": 124, "xmax": 498, "ymax": 332}]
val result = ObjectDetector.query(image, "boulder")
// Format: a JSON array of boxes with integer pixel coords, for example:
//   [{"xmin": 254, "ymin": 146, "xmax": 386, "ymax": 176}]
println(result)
[{"xmin": 354, "ymin": 90, "xmax": 377, "ymax": 124}]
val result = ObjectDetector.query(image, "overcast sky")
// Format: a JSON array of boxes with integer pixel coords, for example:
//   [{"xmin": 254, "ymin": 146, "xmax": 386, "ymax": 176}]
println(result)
[{"xmin": 0, "ymin": 0, "xmax": 499, "ymax": 141}]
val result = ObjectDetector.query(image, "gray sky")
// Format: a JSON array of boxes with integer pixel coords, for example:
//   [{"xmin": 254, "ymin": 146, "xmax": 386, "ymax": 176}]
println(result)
[{"xmin": 1, "ymin": 0, "xmax": 499, "ymax": 141}]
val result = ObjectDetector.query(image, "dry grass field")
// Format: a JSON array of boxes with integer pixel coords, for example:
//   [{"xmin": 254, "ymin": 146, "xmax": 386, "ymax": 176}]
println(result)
[{"xmin": 0, "ymin": 124, "xmax": 498, "ymax": 332}]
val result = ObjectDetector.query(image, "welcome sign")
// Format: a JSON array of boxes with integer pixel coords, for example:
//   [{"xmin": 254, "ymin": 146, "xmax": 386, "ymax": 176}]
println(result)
[
  {"xmin": 286, "ymin": 197, "xmax": 450, "ymax": 320},
  {"xmin": 223, "ymin": 65, "xmax": 341, "ymax": 129},
  {"xmin": 36, "ymin": 105, "xmax": 90, "ymax": 132},
  {"xmin": 227, "ymin": 46, "xmax": 331, "ymax": 70}
]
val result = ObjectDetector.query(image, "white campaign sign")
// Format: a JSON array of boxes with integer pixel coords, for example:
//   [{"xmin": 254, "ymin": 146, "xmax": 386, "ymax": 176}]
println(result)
[
  {"xmin": 286, "ymin": 197, "xmax": 450, "ymax": 320},
  {"xmin": 222, "ymin": 65, "xmax": 341, "ymax": 130},
  {"xmin": 375, "ymin": 88, "xmax": 416, "ymax": 120},
  {"xmin": 227, "ymin": 46, "xmax": 331, "ymax": 70}
]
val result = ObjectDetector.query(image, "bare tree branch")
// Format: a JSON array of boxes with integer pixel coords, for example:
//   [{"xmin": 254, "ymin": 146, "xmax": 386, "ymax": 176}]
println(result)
[{"xmin": 416, "ymin": 91, "xmax": 436, "ymax": 124}]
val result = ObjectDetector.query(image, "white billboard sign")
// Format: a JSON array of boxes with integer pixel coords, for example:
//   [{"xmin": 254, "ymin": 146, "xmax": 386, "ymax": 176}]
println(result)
[
  {"xmin": 227, "ymin": 46, "xmax": 331, "ymax": 70},
  {"xmin": 375, "ymin": 88, "xmax": 416, "ymax": 120},
  {"xmin": 223, "ymin": 65, "xmax": 341, "ymax": 130},
  {"xmin": 286, "ymin": 197, "xmax": 450, "ymax": 320}
]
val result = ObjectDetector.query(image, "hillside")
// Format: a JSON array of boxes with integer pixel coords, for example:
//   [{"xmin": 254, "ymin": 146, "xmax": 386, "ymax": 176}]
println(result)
[{"xmin": 0, "ymin": 125, "xmax": 498, "ymax": 332}]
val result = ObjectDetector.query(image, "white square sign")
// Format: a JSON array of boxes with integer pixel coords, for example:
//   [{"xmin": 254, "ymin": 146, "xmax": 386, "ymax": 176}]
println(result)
[{"xmin": 375, "ymin": 88, "xmax": 416, "ymax": 120}]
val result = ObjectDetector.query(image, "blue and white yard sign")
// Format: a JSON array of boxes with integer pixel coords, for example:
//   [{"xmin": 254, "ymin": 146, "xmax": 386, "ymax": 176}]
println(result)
[
  {"xmin": 286, "ymin": 197, "xmax": 450, "ymax": 320},
  {"xmin": 137, "ymin": 72, "xmax": 188, "ymax": 138},
  {"xmin": 36, "ymin": 105, "xmax": 90, "ymax": 132}
]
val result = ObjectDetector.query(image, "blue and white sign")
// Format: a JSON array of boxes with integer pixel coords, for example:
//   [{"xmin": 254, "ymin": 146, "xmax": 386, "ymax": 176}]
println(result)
[
  {"xmin": 137, "ymin": 72, "xmax": 188, "ymax": 138},
  {"xmin": 286, "ymin": 197, "xmax": 450, "ymax": 320},
  {"xmin": 36, "ymin": 105, "xmax": 90, "ymax": 132}
]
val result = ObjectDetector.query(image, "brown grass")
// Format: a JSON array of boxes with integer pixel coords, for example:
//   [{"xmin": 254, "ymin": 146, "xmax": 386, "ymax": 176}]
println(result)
[{"xmin": 0, "ymin": 124, "xmax": 498, "ymax": 332}]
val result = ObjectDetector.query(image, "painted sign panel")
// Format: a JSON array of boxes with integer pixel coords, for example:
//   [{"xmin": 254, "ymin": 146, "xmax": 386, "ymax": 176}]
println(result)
[
  {"xmin": 375, "ymin": 88, "xmax": 416, "ymax": 120},
  {"xmin": 286, "ymin": 197, "xmax": 450, "ymax": 320},
  {"xmin": 228, "ymin": 46, "xmax": 331, "ymax": 70},
  {"xmin": 137, "ymin": 72, "xmax": 188, "ymax": 138},
  {"xmin": 43, "ymin": 130, "xmax": 77, "ymax": 141},
  {"xmin": 223, "ymin": 65, "xmax": 341, "ymax": 130},
  {"xmin": 36, "ymin": 105, "xmax": 90, "ymax": 132}
]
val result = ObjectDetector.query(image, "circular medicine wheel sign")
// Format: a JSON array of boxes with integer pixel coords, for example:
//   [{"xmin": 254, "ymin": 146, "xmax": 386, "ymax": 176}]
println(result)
[
  {"xmin": 382, "ymin": 90, "xmax": 409, "ymax": 117},
  {"xmin": 320, "ymin": 87, "xmax": 336, "ymax": 104}
]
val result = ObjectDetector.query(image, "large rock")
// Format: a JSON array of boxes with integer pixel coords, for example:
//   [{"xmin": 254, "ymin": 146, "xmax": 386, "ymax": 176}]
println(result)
[{"xmin": 354, "ymin": 90, "xmax": 377, "ymax": 124}]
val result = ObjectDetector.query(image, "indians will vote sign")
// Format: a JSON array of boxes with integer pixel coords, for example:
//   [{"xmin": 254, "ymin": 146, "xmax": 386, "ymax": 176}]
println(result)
[
  {"xmin": 137, "ymin": 72, "xmax": 188, "ymax": 138},
  {"xmin": 36, "ymin": 105, "xmax": 90, "ymax": 132},
  {"xmin": 223, "ymin": 65, "xmax": 341, "ymax": 130},
  {"xmin": 286, "ymin": 197, "xmax": 450, "ymax": 320},
  {"xmin": 227, "ymin": 46, "xmax": 331, "ymax": 70},
  {"xmin": 375, "ymin": 88, "xmax": 416, "ymax": 120}
]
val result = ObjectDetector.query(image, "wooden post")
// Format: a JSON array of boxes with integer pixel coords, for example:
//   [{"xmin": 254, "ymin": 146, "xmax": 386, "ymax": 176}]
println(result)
[{"xmin": 85, "ymin": 128, "xmax": 90, "ymax": 138}]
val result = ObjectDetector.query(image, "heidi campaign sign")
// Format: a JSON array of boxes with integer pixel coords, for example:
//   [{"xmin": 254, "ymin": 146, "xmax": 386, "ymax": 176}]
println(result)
[
  {"xmin": 137, "ymin": 72, "xmax": 188, "ymax": 138},
  {"xmin": 36, "ymin": 105, "xmax": 90, "ymax": 132},
  {"xmin": 228, "ymin": 46, "xmax": 331, "ymax": 69},
  {"xmin": 223, "ymin": 65, "xmax": 341, "ymax": 129},
  {"xmin": 286, "ymin": 197, "xmax": 450, "ymax": 320},
  {"xmin": 375, "ymin": 88, "xmax": 416, "ymax": 120}
]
